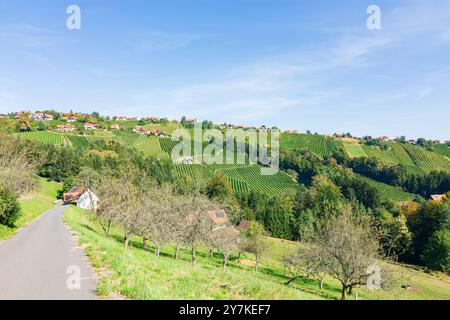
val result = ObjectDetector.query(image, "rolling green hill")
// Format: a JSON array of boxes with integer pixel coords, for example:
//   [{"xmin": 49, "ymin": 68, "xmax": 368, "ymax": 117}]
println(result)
[{"xmin": 12, "ymin": 128, "xmax": 449, "ymax": 200}]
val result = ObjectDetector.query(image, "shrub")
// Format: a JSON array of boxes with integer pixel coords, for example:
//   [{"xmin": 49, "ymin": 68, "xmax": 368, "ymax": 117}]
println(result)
[{"xmin": 0, "ymin": 185, "xmax": 21, "ymax": 227}]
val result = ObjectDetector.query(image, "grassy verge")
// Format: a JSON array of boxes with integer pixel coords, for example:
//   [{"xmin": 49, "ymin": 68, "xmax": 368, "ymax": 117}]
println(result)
[
  {"xmin": 64, "ymin": 207, "xmax": 450, "ymax": 300},
  {"xmin": 0, "ymin": 178, "xmax": 61, "ymax": 240}
]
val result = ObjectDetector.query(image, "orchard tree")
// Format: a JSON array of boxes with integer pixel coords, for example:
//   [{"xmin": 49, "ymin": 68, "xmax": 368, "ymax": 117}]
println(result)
[
  {"xmin": 243, "ymin": 221, "xmax": 268, "ymax": 271},
  {"xmin": 211, "ymin": 226, "xmax": 239, "ymax": 270},
  {"xmin": 181, "ymin": 192, "xmax": 216, "ymax": 266},
  {"xmin": 306, "ymin": 205, "xmax": 381, "ymax": 300}
]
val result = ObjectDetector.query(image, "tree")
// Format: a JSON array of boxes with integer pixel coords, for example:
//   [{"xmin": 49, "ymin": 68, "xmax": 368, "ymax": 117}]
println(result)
[
  {"xmin": 283, "ymin": 248, "xmax": 326, "ymax": 289},
  {"xmin": 94, "ymin": 177, "xmax": 126, "ymax": 237},
  {"xmin": 305, "ymin": 205, "xmax": 381, "ymax": 300},
  {"xmin": 211, "ymin": 226, "xmax": 239, "ymax": 270},
  {"xmin": 0, "ymin": 135, "xmax": 37, "ymax": 195},
  {"xmin": 242, "ymin": 221, "xmax": 267, "ymax": 271},
  {"xmin": 206, "ymin": 172, "xmax": 233, "ymax": 202},
  {"xmin": 379, "ymin": 214, "xmax": 412, "ymax": 259},
  {"xmin": 0, "ymin": 185, "xmax": 21, "ymax": 227},
  {"xmin": 16, "ymin": 113, "xmax": 31, "ymax": 132},
  {"xmin": 421, "ymin": 229, "xmax": 450, "ymax": 274},
  {"xmin": 140, "ymin": 185, "xmax": 174, "ymax": 257},
  {"xmin": 181, "ymin": 192, "xmax": 216, "ymax": 266}
]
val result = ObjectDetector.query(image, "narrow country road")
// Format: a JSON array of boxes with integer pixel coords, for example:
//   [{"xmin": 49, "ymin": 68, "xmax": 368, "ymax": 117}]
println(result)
[{"xmin": 0, "ymin": 206, "xmax": 96, "ymax": 300}]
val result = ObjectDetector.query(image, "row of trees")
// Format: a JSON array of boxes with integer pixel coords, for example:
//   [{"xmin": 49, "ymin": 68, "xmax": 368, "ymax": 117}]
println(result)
[{"xmin": 333, "ymin": 151, "xmax": 450, "ymax": 197}]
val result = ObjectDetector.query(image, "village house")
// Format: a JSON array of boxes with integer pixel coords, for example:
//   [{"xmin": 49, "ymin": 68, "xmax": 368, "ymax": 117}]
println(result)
[
  {"xmin": 82, "ymin": 122, "xmax": 98, "ymax": 131},
  {"xmin": 0, "ymin": 114, "xmax": 8, "ymax": 120},
  {"xmin": 56, "ymin": 124, "xmax": 75, "ymax": 132},
  {"xmin": 66, "ymin": 115, "xmax": 77, "ymax": 123},
  {"xmin": 145, "ymin": 116, "xmax": 160, "ymax": 122},
  {"xmin": 133, "ymin": 127, "xmax": 165, "ymax": 137},
  {"xmin": 186, "ymin": 118, "xmax": 196, "ymax": 123},
  {"xmin": 63, "ymin": 187, "xmax": 99, "ymax": 210},
  {"xmin": 207, "ymin": 210, "xmax": 229, "ymax": 230},
  {"xmin": 111, "ymin": 124, "xmax": 120, "ymax": 130},
  {"xmin": 114, "ymin": 116, "xmax": 138, "ymax": 121},
  {"xmin": 30, "ymin": 112, "xmax": 54, "ymax": 121}
]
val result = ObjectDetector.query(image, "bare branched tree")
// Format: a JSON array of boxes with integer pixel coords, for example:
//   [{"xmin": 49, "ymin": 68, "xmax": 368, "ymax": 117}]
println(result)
[
  {"xmin": 139, "ymin": 184, "xmax": 175, "ymax": 257},
  {"xmin": 211, "ymin": 226, "xmax": 239, "ymax": 270},
  {"xmin": 180, "ymin": 192, "xmax": 216, "ymax": 266},
  {"xmin": 305, "ymin": 205, "xmax": 381, "ymax": 300}
]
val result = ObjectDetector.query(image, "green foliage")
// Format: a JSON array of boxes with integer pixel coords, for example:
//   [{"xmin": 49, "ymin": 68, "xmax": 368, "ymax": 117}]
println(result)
[
  {"xmin": 407, "ymin": 203, "xmax": 450, "ymax": 265},
  {"xmin": 422, "ymin": 229, "xmax": 450, "ymax": 274},
  {"xmin": 206, "ymin": 172, "xmax": 233, "ymax": 202},
  {"xmin": 0, "ymin": 185, "xmax": 21, "ymax": 227}
]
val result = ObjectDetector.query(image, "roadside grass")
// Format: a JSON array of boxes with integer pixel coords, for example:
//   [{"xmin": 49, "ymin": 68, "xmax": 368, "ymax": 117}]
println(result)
[
  {"xmin": 63, "ymin": 207, "xmax": 450, "ymax": 300},
  {"xmin": 0, "ymin": 178, "xmax": 61, "ymax": 240}
]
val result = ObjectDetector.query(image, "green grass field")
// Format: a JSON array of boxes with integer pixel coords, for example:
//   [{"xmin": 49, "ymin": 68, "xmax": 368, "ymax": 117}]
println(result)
[
  {"xmin": 0, "ymin": 178, "xmax": 61, "ymax": 240},
  {"xmin": 64, "ymin": 207, "xmax": 450, "ymax": 300},
  {"xmin": 341, "ymin": 139, "xmax": 368, "ymax": 158}
]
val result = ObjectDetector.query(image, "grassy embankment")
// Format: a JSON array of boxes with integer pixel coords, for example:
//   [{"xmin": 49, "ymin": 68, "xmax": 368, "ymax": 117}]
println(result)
[
  {"xmin": 64, "ymin": 207, "xmax": 450, "ymax": 300},
  {"xmin": 0, "ymin": 178, "xmax": 61, "ymax": 240}
]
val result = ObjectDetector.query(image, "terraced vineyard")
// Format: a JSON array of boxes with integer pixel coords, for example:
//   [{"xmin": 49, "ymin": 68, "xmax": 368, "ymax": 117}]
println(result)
[
  {"xmin": 228, "ymin": 177, "xmax": 249, "ymax": 194},
  {"xmin": 433, "ymin": 144, "xmax": 450, "ymax": 158},
  {"xmin": 363, "ymin": 142, "xmax": 415, "ymax": 165},
  {"xmin": 174, "ymin": 164, "xmax": 213, "ymax": 181},
  {"xmin": 112, "ymin": 131, "xmax": 139, "ymax": 145},
  {"xmin": 220, "ymin": 165, "xmax": 298, "ymax": 196},
  {"xmin": 66, "ymin": 135, "xmax": 90, "ymax": 148},
  {"xmin": 134, "ymin": 136, "xmax": 167, "ymax": 158},
  {"xmin": 402, "ymin": 144, "xmax": 450, "ymax": 173},
  {"xmin": 16, "ymin": 131, "xmax": 65, "ymax": 145},
  {"xmin": 174, "ymin": 164, "xmax": 298, "ymax": 196},
  {"xmin": 280, "ymin": 133, "xmax": 336, "ymax": 157},
  {"xmin": 358, "ymin": 175, "xmax": 418, "ymax": 202},
  {"xmin": 160, "ymin": 138, "xmax": 179, "ymax": 155}
]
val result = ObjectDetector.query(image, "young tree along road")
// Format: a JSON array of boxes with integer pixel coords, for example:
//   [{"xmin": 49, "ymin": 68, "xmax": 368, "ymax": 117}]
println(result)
[{"xmin": 0, "ymin": 206, "xmax": 96, "ymax": 300}]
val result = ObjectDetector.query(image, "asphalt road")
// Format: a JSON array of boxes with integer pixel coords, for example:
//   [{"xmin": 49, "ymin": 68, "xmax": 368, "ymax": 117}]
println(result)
[{"xmin": 0, "ymin": 206, "xmax": 96, "ymax": 300}]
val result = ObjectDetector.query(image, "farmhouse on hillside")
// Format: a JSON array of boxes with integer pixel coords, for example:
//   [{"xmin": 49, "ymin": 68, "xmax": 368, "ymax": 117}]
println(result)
[
  {"xmin": 30, "ymin": 112, "xmax": 54, "ymax": 121},
  {"xmin": 207, "ymin": 209, "xmax": 228, "ymax": 228},
  {"xmin": 83, "ymin": 122, "xmax": 98, "ymax": 131},
  {"xmin": 63, "ymin": 187, "xmax": 99, "ymax": 210}
]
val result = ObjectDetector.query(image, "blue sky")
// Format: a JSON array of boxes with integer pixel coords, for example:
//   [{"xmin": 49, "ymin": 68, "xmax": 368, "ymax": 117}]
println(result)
[{"xmin": 0, "ymin": 0, "xmax": 449, "ymax": 139}]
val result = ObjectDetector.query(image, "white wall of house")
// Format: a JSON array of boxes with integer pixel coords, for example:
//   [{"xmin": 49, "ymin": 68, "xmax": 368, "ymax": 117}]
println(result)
[{"xmin": 76, "ymin": 190, "xmax": 99, "ymax": 210}]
